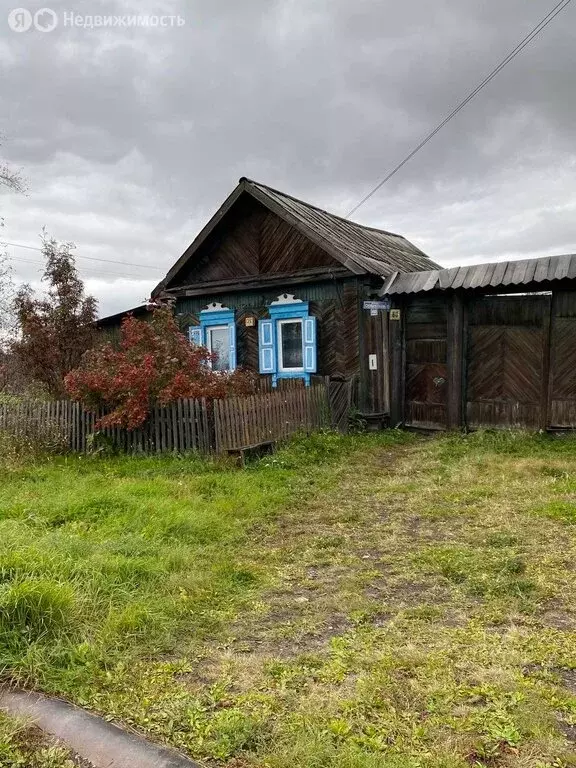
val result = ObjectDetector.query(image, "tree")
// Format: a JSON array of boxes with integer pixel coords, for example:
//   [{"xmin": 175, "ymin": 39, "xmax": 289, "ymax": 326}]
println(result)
[
  {"xmin": 65, "ymin": 307, "xmax": 255, "ymax": 429},
  {"xmin": 0, "ymin": 161, "xmax": 26, "ymax": 195},
  {"xmin": 12, "ymin": 235, "xmax": 97, "ymax": 398},
  {"xmin": 0, "ymin": 142, "xmax": 26, "ymax": 343},
  {"xmin": 0, "ymin": 138, "xmax": 27, "ymax": 196},
  {"xmin": 0, "ymin": 254, "xmax": 19, "ymax": 395},
  {"xmin": 0, "ymin": 252, "xmax": 14, "ymax": 340}
]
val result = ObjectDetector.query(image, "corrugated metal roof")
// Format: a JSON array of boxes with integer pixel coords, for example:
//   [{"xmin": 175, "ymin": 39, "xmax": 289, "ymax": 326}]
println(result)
[
  {"xmin": 244, "ymin": 179, "xmax": 440, "ymax": 275},
  {"xmin": 382, "ymin": 253, "xmax": 576, "ymax": 295}
]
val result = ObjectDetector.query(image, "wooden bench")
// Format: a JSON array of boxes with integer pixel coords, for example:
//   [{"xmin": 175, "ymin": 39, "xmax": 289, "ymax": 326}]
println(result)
[{"xmin": 226, "ymin": 440, "xmax": 276, "ymax": 467}]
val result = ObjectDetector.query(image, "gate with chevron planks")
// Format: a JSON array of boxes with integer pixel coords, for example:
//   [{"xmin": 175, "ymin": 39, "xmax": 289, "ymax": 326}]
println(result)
[
  {"xmin": 465, "ymin": 295, "xmax": 550, "ymax": 430},
  {"xmin": 389, "ymin": 290, "xmax": 576, "ymax": 431}
]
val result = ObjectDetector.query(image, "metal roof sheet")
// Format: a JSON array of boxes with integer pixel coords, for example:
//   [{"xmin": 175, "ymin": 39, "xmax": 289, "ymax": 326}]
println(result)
[{"xmin": 383, "ymin": 253, "xmax": 576, "ymax": 295}]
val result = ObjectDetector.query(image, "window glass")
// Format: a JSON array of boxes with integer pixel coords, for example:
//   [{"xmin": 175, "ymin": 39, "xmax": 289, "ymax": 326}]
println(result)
[
  {"xmin": 279, "ymin": 320, "xmax": 303, "ymax": 369},
  {"xmin": 208, "ymin": 326, "xmax": 230, "ymax": 371}
]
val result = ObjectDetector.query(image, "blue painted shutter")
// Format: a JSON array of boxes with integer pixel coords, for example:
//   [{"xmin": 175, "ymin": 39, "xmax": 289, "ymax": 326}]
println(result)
[
  {"xmin": 258, "ymin": 319, "xmax": 276, "ymax": 373},
  {"xmin": 303, "ymin": 316, "xmax": 317, "ymax": 373},
  {"xmin": 189, "ymin": 326, "xmax": 203, "ymax": 346},
  {"xmin": 228, "ymin": 323, "xmax": 237, "ymax": 371}
]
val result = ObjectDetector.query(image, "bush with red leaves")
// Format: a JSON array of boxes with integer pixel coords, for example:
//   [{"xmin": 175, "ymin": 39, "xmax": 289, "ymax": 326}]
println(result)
[{"xmin": 65, "ymin": 307, "xmax": 255, "ymax": 430}]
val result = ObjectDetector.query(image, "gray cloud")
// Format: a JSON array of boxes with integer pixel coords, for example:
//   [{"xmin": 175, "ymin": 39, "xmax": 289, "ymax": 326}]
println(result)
[{"xmin": 1, "ymin": 0, "xmax": 575, "ymax": 316}]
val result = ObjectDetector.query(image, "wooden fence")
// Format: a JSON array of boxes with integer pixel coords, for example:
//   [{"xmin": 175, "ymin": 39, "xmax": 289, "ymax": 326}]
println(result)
[
  {"xmin": 214, "ymin": 385, "xmax": 329, "ymax": 452},
  {"xmin": 0, "ymin": 385, "xmax": 331, "ymax": 455}
]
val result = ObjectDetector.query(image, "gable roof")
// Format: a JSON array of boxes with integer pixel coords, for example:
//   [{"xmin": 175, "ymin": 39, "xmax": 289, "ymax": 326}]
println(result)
[
  {"xmin": 153, "ymin": 178, "xmax": 439, "ymax": 296},
  {"xmin": 382, "ymin": 253, "xmax": 576, "ymax": 295}
]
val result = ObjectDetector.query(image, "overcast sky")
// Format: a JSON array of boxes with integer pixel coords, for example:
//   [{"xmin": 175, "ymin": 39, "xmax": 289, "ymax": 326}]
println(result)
[{"xmin": 1, "ymin": 0, "xmax": 575, "ymax": 317}]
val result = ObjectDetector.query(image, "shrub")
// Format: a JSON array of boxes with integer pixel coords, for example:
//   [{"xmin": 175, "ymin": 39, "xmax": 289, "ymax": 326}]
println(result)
[{"xmin": 66, "ymin": 307, "xmax": 255, "ymax": 429}]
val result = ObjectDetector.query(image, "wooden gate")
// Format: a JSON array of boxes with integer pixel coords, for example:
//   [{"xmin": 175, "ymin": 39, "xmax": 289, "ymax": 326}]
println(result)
[
  {"xmin": 548, "ymin": 291, "xmax": 576, "ymax": 427},
  {"xmin": 404, "ymin": 297, "xmax": 448, "ymax": 429},
  {"xmin": 466, "ymin": 295, "xmax": 550, "ymax": 429}
]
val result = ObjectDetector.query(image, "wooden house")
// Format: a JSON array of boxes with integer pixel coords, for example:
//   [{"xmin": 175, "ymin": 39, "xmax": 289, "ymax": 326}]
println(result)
[{"xmin": 98, "ymin": 178, "xmax": 438, "ymax": 416}]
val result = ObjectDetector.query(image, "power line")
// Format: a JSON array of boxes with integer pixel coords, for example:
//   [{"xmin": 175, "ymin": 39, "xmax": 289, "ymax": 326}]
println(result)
[
  {"xmin": 346, "ymin": 0, "xmax": 573, "ymax": 218},
  {"xmin": 7, "ymin": 255, "xmax": 147, "ymax": 281},
  {"xmin": 0, "ymin": 240, "xmax": 164, "ymax": 272},
  {"xmin": 4, "ymin": 253, "xmax": 154, "ymax": 281}
]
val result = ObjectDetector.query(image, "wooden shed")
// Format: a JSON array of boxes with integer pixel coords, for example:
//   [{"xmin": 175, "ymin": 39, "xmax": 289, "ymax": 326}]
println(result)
[
  {"xmin": 99, "ymin": 178, "xmax": 438, "ymax": 418},
  {"xmin": 383, "ymin": 253, "xmax": 576, "ymax": 431}
]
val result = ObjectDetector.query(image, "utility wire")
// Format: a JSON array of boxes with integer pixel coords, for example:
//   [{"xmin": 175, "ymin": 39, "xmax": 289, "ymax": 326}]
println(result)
[
  {"xmin": 4, "ymin": 253, "xmax": 154, "ymax": 281},
  {"xmin": 1, "ymin": 240, "xmax": 164, "ymax": 271},
  {"xmin": 346, "ymin": 0, "xmax": 573, "ymax": 218}
]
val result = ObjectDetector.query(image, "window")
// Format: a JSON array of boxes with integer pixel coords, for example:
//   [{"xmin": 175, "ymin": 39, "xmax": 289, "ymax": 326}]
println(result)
[
  {"xmin": 278, "ymin": 319, "xmax": 304, "ymax": 371},
  {"xmin": 258, "ymin": 295, "xmax": 317, "ymax": 386},
  {"xmin": 206, "ymin": 325, "xmax": 231, "ymax": 372},
  {"xmin": 189, "ymin": 303, "xmax": 236, "ymax": 371}
]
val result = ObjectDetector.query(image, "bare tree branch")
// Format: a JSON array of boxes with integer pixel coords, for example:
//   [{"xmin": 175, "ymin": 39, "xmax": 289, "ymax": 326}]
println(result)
[
  {"xmin": 0, "ymin": 252, "xmax": 15, "ymax": 341},
  {"xmin": 0, "ymin": 162, "xmax": 27, "ymax": 195}
]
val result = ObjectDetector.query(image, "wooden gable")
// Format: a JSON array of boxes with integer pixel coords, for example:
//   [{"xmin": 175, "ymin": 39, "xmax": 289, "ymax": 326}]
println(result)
[{"xmin": 166, "ymin": 193, "xmax": 338, "ymax": 289}]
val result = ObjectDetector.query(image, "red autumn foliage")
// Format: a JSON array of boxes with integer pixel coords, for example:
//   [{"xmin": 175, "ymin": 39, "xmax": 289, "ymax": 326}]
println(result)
[{"xmin": 65, "ymin": 307, "xmax": 255, "ymax": 430}]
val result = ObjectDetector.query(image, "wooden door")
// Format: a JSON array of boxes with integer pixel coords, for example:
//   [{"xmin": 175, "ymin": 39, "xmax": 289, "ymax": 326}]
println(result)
[
  {"xmin": 405, "ymin": 297, "xmax": 448, "ymax": 429},
  {"xmin": 466, "ymin": 296, "xmax": 549, "ymax": 429},
  {"xmin": 361, "ymin": 307, "xmax": 389, "ymax": 415}
]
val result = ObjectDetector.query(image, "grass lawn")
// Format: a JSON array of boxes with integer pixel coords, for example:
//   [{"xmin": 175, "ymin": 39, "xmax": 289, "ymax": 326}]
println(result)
[{"xmin": 0, "ymin": 429, "xmax": 575, "ymax": 767}]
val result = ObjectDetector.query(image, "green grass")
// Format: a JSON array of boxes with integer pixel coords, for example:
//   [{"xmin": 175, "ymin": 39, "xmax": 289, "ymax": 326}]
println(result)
[{"xmin": 1, "ymin": 428, "xmax": 576, "ymax": 766}]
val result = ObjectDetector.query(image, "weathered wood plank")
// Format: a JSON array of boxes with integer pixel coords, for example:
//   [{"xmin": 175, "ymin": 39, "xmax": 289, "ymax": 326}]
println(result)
[{"xmin": 447, "ymin": 293, "xmax": 464, "ymax": 430}]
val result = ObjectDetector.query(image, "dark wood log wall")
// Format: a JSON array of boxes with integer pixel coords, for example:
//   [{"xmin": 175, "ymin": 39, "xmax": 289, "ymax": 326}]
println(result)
[
  {"xmin": 176, "ymin": 278, "xmax": 366, "ymax": 399},
  {"xmin": 390, "ymin": 288, "xmax": 576, "ymax": 431}
]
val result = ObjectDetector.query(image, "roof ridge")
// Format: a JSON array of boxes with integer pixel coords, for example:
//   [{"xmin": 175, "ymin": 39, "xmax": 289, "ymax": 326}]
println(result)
[{"xmin": 240, "ymin": 177, "xmax": 407, "ymax": 240}]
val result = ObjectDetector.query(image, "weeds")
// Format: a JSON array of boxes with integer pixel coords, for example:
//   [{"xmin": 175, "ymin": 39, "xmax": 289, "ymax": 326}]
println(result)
[
  {"xmin": 0, "ymin": 418, "xmax": 68, "ymax": 460},
  {"xmin": 0, "ymin": 711, "xmax": 78, "ymax": 767}
]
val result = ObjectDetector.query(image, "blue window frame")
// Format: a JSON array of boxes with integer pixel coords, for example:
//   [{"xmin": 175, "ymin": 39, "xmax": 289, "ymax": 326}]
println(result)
[
  {"xmin": 188, "ymin": 303, "xmax": 236, "ymax": 371},
  {"xmin": 258, "ymin": 294, "xmax": 317, "ymax": 386}
]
